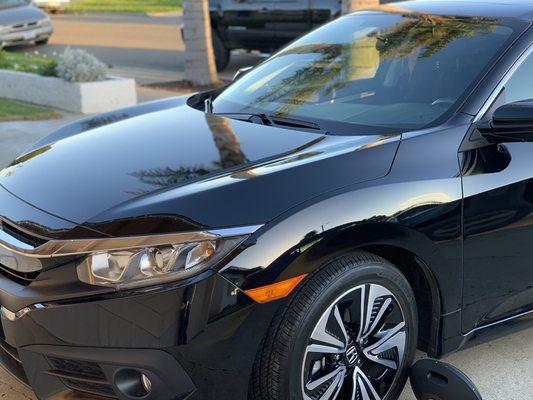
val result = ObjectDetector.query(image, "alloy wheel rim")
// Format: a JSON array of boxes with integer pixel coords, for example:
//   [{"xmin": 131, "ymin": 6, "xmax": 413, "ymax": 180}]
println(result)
[{"xmin": 301, "ymin": 283, "xmax": 407, "ymax": 400}]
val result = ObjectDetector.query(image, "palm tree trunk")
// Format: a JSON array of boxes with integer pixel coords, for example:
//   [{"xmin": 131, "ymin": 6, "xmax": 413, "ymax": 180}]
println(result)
[
  {"xmin": 205, "ymin": 114, "xmax": 247, "ymax": 168},
  {"xmin": 183, "ymin": 0, "xmax": 219, "ymax": 85},
  {"xmin": 342, "ymin": 0, "xmax": 380, "ymax": 14}
]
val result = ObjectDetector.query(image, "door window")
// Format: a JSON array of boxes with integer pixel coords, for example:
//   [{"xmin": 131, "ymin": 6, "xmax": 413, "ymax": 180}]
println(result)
[{"xmin": 502, "ymin": 49, "xmax": 533, "ymax": 104}]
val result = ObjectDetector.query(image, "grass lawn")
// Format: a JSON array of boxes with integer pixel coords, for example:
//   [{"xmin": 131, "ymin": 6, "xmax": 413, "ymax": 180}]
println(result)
[
  {"xmin": 0, "ymin": 99, "xmax": 61, "ymax": 122},
  {"xmin": 66, "ymin": 0, "xmax": 182, "ymax": 13},
  {"xmin": 0, "ymin": 51, "xmax": 57, "ymax": 77}
]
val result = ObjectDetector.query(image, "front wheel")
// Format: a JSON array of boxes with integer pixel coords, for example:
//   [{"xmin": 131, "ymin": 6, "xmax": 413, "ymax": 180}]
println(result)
[{"xmin": 250, "ymin": 252, "xmax": 418, "ymax": 400}]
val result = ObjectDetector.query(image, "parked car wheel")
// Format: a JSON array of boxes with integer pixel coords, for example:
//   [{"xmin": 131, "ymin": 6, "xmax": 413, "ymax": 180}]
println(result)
[
  {"xmin": 35, "ymin": 38, "xmax": 49, "ymax": 45},
  {"xmin": 212, "ymin": 30, "xmax": 230, "ymax": 71},
  {"xmin": 250, "ymin": 252, "xmax": 418, "ymax": 400}
]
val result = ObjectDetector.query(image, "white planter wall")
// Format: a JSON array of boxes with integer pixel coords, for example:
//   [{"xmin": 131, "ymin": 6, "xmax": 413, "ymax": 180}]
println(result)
[{"xmin": 0, "ymin": 70, "xmax": 137, "ymax": 114}]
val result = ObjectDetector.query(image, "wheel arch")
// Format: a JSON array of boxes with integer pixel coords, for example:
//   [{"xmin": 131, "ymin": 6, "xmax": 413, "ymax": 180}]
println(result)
[
  {"xmin": 357, "ymin": 244, "xmax": 442, "ymax": 357},
  {"xmin": 225, "ymin": 222, "xmax": 447, "ymax": 358},
  {"xmin": 295, "ymin": 224, "xmax": 443, "ymax": 357}
]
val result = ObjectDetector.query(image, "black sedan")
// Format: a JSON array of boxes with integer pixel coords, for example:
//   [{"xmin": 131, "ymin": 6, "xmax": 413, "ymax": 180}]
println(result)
[{"xmin": 0, "ymin": 1, "xmax": 532, "ymax": 399}]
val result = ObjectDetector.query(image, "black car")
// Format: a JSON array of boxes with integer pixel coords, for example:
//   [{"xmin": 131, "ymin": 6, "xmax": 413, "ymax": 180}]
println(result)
[
  {"xmin": 1, "ymin": 1, "xmax": 533, "ymax": 399},
  {"xmin": 208, "ymin": 0, "xmax": 403, "ymax": 71},
  {"xmin": 209, "ymin": 0, "xmax": 341, "ymax": 70}
]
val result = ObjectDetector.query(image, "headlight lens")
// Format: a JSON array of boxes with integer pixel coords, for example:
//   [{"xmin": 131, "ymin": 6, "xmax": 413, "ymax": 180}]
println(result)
[{"xmin": 77, "ymin": 237, "xmax": 244, "ymax": 290}]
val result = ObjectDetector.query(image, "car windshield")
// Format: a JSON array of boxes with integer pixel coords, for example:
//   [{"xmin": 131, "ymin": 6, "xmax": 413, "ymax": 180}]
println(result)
[
  {"xmin": 213, "ymin": 12, "xmax": 517, "ymax": 134},
  {"xmin": 0, "ymin": 0, "xmax": 29, "ymax": 9}
]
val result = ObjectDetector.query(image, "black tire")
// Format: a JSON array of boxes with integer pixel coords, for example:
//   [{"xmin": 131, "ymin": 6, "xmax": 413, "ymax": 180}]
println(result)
[
  {"xmin": 35, "ymin": 38, "xmax": 49, "ymax": 46},
  {"xmin": 249, "ymin": 251, "xmax": 418, "ymax": 400},
  {"xmin": 212, "ymin": 30, "xmax": 230, "ymax": 72}
]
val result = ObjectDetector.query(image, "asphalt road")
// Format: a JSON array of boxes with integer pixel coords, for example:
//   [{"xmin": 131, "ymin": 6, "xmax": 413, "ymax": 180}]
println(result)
[
  {"xmin": 2, "ymin": 11, "xmax": 533, "ymax": 400},
  {"xmin": 11, "ymin": 12, "xmax": 262, "ymax": 82}
]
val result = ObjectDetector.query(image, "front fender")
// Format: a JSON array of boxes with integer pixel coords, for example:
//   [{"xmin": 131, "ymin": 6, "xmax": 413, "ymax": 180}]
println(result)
[{"xmin": 221, "ymin": 175, "xmax": 462, "ymax": 315}]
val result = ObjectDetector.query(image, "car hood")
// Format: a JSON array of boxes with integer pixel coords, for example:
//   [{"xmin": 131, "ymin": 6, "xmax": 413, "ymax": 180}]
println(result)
[
  {"xmin": 0, "ymin": 102, "xmax": 400, "ymax": 238},
  {"xmin": 0, "ymin": 5, "xmax": 46, "ymax": 25}
]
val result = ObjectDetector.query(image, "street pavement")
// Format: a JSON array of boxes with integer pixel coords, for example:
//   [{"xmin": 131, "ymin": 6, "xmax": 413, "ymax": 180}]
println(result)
[
  {"xmin": 1, "ymin": 11, "xmax": 533, "ymax": 400},
  {"xmin": 11, "ymin": 12, "xmax": 263, "ymax": 83}
]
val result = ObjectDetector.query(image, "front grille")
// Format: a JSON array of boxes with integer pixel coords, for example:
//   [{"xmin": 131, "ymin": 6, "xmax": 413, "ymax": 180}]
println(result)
[
  {"xmin": 46, "ymin": 357, "xmax": 117, "ymax": 399},
  {"xmin": 0, "ymin": 320, "xmax": 28, "ymax": 385},
  {"xmin": 0, "ymin": 219, "xmax": 45, "ymax": 285},
  {"xmin": 48, "ymin": 357, "xmax": 107, "ymax": 380},
  {"xmin": 63, "ymin": 378, "xmax": 116, "ymax": 398},
  {"xmin": 1, "ymin": 219, "xmax": 47, "ymax": 248},
  {"xmin": 9, "ymin": 21, "xmax": 39, "ymax": 33},
  {"xmin": 0, "ymin": 264, "xmax": 39, "ymax": 286}
]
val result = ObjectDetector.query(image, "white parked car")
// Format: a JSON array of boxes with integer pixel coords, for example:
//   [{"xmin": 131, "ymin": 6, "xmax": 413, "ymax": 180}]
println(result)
[
  {"xmin": 0, "ymin": 0, "xmax": 53, "ymax": 48},
  {"xmin": 33, "ymin": 0, "xmax": 69, "ymax": 11}
]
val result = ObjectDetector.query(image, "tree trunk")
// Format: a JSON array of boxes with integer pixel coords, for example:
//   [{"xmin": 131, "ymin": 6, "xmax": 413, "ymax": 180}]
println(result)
[
  {"xmin": 183, "ymin": 0, "xmax": 219, "ymax": 86},
  {"xmin": 205, "ymin": 114, "xmax": 247, "ymax": 168},
  {"xmin": 342, "ymin": 0, "xmax": 380, "ymax": 14}
]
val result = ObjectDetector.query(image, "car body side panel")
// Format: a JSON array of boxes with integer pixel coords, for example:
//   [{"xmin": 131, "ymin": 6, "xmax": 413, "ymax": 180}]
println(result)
[
  {"xmin": 459, "ymin": 30, "xmax": 533, "ymax": 333},
  {"xmin": 222, "ymin": 120, "xmax": 469, "ymax": 356},
  {"xmin": 462, "ymin": 143, "xmax": 533, "ymax": 333}
]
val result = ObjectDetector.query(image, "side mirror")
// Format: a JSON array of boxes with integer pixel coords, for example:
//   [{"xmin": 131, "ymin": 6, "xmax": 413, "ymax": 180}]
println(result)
[
  {"xmin": 480, "ymin": 100, "xmax": 533, "ymax": 143},
  {"xmin": 233, "ymin": 66, "xmax": 253, "ymax": 81},
  {"xmin": 410, "ymin": 359, "xmax": 483, "ymax": 400}
]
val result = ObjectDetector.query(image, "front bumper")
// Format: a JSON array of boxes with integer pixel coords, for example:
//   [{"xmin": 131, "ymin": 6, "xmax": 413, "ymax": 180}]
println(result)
[
  {"xmin": 0, "ymin": 25, "xmax": 53, "ymax": 47},
  {"xmin": 0, "ymin": 271, "xmax": 279, "ymax": 400}
]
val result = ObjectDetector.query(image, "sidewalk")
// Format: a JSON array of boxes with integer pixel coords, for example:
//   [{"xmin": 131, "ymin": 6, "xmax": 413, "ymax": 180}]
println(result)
[
  {"xmin": 0, "ymin": 86, "xmax": 177, "ymax": 168},
  {"xmin": 0, "ymin": 112, "xmax": 79, "ymax": 168}
]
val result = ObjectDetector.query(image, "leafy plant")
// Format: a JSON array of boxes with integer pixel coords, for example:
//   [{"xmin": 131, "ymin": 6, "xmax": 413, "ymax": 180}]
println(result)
[{"xmin": 55, "ymin": 48, "xmax": 107, "ymax": 82}]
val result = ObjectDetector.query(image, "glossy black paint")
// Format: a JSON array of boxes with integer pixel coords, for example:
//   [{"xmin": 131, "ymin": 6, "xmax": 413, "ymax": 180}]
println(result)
[
  {"xmin": 1, "ymin": 272, "xmax": 278, "ymax": 400},
  {"xmin": 0, "ymin": 2, "xmax": 532, "ymax": 399},
  {"xmin": 1, "ymin": 103, "xmax": 399, "ymax": 236}
]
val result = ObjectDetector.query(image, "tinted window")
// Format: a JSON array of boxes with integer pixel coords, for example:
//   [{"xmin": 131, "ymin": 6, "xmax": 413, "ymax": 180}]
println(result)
[
  {"xmin": 503, "ymin": 51, "xmax": 533, "ymax": 104},
  {"xmin": 0, "ymin": 0, "xmax": 30, "ymax": 8},
  {"xmin": 214, "ymin": 12, "xmax": 517, "ymax": 133}
]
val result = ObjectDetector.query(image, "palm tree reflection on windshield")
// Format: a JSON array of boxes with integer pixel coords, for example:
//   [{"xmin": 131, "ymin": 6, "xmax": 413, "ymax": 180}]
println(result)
[
  {"xmin": 250, "ymin": 14, "xmax": 495, "ymax": 116},
  {"xmin": 130, "ymin": 114, "xmax": 250, "ymax": 192}
]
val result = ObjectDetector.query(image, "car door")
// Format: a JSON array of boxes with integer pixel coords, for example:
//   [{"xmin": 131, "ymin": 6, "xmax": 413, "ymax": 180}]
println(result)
[
  {"xmin": 461, "ymin": 45, "xmax": 533, "ymax": 333},
  {"xmin": 220, "ymin": 0, "xmax": 311, "ymax": 51}
]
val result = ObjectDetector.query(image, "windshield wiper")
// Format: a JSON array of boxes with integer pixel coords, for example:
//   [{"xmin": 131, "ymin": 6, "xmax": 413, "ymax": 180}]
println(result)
[{"xmin": 214, "ymin": 112, "xmax": 324, "ymax": 132}]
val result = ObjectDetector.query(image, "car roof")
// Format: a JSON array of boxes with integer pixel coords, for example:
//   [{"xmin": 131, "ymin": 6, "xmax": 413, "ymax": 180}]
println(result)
[{"xmin": 389, "ymin": 0, "xmax": 533, "ymax": 21}]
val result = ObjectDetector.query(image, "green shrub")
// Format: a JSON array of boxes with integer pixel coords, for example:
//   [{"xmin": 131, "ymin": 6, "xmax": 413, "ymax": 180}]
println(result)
[{"xmin": 56, "ymin": 48, "xmax": 107, "ymax": 82}]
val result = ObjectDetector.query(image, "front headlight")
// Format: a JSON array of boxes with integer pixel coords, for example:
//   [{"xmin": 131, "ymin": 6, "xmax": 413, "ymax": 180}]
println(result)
[
  {"xmin": 38, "ymin": 16, "xmax": 51, "ymax": 26},
  {"xmin": 77, "ymin": 236, "xmax": 246, "ymax": 290}
]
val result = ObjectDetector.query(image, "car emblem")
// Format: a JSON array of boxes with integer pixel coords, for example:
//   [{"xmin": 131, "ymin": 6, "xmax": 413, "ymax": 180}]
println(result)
[{"xmin": 346, "ymin": 345, "xmax": 358, "ymax": 365}]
